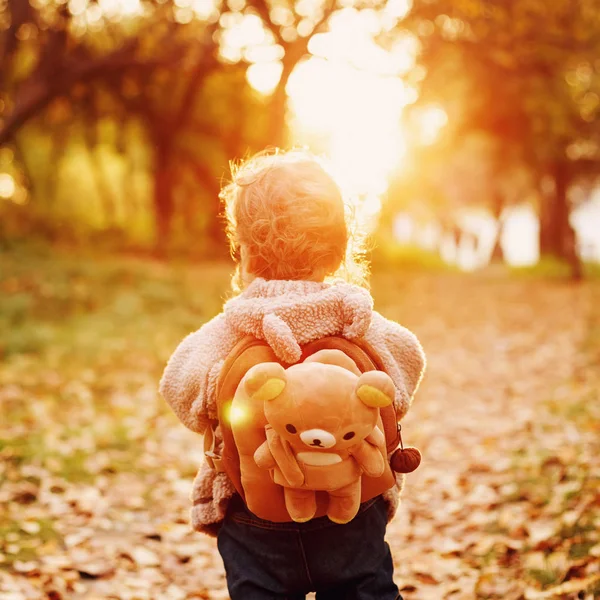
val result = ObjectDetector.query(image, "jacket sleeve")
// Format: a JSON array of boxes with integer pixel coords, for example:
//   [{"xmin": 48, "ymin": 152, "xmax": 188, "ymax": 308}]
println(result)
[
  {"xmin": 158, "ymin": 313, "xmax": 239, "ymax": 434},
  {"xmin": 362, "ymin": 312, "xmax": 426, "ymax": 420}
]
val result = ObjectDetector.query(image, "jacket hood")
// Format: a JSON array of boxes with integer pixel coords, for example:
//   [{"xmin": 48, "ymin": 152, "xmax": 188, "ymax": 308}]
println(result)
[{"xmin": 223, "ymin": 278, "xmax": 374, "ymax": 364}]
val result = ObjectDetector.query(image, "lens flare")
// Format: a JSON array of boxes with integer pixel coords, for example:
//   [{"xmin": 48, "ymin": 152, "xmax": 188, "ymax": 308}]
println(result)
[{"xmin": 227, "ymin": 403, "xmax": 248, "ymax": 426}]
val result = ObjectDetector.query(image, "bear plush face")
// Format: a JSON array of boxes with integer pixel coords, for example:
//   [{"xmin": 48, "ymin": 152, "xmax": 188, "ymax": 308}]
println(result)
[
  {"xmin": 264, "ymin": 363, "xmax": 379, "ymax": 454},
  {"xmin": 244, "ymin": 352, "xmax": 395, "ymax": 464}
]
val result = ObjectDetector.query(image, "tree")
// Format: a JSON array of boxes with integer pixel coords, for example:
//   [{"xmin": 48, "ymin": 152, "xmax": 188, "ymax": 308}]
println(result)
[
  {"xmin": 0, "ymin": 0, "xmax": 348, "ymax": 254},
  {"xmin": 247, "ymin": 0, "xmax": 336, "ymax": 147},
  {"xmin": 1, "ymin": 1, "xmax": 218, "ymax": 251},
  {"xmin": 400, "ymin": 0, "xmax": 600, "ymax": 276}
]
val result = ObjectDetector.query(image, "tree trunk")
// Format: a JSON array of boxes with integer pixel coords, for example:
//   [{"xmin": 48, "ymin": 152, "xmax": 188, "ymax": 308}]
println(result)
[
  {"xmin": 265, "ymin": 72, "xmax": 289, "ymax": 148},
  {"xmin": 205, "ymin": 198, "xmax": 229, "ymax": 259},
  {"xmin": 489, "ymin": 190, "xmax": 505, "ymax": 264},
  {"xmin": 85, "ymin": 142, "xmax": 118, "ymax": 228},
  {"xmin": 264, "ymin": 53, "xmax": 298, "ymax": 148},
  {"xmin": 490, "ymin": 225, "xmax": 505, "ymax": 263},
  {"xmin": 539, "ymin": 163, "xmax": 582, "ymax": 279},
  {"xmin": 153, "ymin": 142, "xmax": 174, "ymax": 257},
  {"xmin": 539, "ymin": 172, "xmax": 561, "ymax": 257},
  {"xmin": 554, "ymin": 164, "xmax": 582, "ymax": 280},
  {"xmin": 185, "ymin": 158, "xmax": 229, "ymax": 258}
]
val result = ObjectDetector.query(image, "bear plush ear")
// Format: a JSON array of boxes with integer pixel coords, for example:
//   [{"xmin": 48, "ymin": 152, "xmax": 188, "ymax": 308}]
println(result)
[
  {"xmin": 356, "ymin": 371, "xmax": 395, "ymax": 408},
  {"xmin": 244, "ymin": 363, "xmax": 287, "ymax": 401}
]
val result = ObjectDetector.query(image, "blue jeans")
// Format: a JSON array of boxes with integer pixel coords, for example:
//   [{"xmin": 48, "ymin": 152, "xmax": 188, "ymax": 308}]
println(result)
[{"xmin": 217, "ymin": 494, "xmax": 401, "ymax": 600}]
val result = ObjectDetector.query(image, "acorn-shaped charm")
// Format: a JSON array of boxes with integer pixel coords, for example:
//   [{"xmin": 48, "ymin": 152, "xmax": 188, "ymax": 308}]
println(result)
[
  {"xmin": 390, "ymin": 446, "xmax": 422, "ymax": 473},
  {"xmin": 390, "ymin": 423, "xmax": 422, "ymax": 473}
]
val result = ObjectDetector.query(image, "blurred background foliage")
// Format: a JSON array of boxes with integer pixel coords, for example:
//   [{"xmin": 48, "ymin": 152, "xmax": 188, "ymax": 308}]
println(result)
[
  {"xmin": 2, "ymin": 3, "xmax": 600, "ymax": 597},
  {"xmin": 0, "ymin": 0, "xmax": 599, "ymax": 276}
]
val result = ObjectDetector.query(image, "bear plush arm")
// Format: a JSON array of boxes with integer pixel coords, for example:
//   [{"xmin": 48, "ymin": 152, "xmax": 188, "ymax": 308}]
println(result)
[
  {"xmin": 159, "ymin": 314, "xmax": 239, "ymax": 434},
  {"xmin": 349, "ymin": 439, "xmax": 386, "ymax": 478},
  {"xmin": 363, "ymin": 312, "xmax": 426, "ymax": 420},
  {"xmin": 254, "ymin": 440, "xmax": 276, "ymax": 470},
  {"xmin": 366, "ymin": 425, "xmax": 385, "ymax": 448},
  {"xmin": 259, "ymin": 426, "xmax": 305, "ymax": 487}
]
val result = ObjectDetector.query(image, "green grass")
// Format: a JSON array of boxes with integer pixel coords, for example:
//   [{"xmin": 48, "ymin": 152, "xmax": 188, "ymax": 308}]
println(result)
[
  {"xmin": 370, "ymin": 242, "xmax": 458, "ymax": 272},
  {"xmin": 528, "ymin": 567, "xmax": 560, "ymax": 587},
  {"xmin": 510, "ymin": 256, "xmax": 600, "ymax": 279},
  {"xmin": 0, "ymin": 519, "xmax": 62, "ymax": 567},
  {"xmin": 0, "ymin": 248, "xmax": 232, "ymax": 486},
  {"xmin": 0, "ymin": 248, "xmax": 230, "ymax": 357},
  {"xmin": 0, "ymin": 247, "xmax": 236, "ymax": 568}
]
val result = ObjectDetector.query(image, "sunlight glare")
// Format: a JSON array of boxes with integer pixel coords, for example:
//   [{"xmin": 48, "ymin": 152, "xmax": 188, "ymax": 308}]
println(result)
[
  {"xmin": 221, "ymin": 13, "xmax": 267, "ymax": 48},
  {"xmin": 270, "ymin": 5, "xmax": 294, "ymax": 27},
  {"xmin": 220, "ymin": 13, "xmax": 272, "ymax": 62},
  {"xmin": 418, "ymin": 105, "xmax": 448, "ymax": 145},
  {"xmin": 286, "ymin": 9, "xmax": 418, "ymax": 204},
  {"xmin": 0, "ymin": 173, "xmax": 15, "ymax": 199},
  {"xmin": 237, "ymin": 6, "xmax": 418, "ymax": 205},
  {"xmin": 361, "ymin": 194, "xmax": 382, "ymax": 217},
  {"xmin": 98, "ymin": 0, "xmax": 142, "ymax": 18},
  {"xmin": 296, "ymin": 0, "xmax": 323, "ymax": 19},
  {"xmin": 246, "ymin": 62, "xmax": 283, "ymax": 95},
  {"xmin": 309, "ymin": 9, "xmax": 403, "ymax": 75},
  {"xmin": 384, "ymin": 0, "xmax": 412, "ymax": 20},
  {"xmin": 289, "ymin": 57, "xmax": 408, "ymax": 198},
  {"xmin": 228, "ymin": 404, "xmax": 248, "ymax": 426},
  {"xmin": 191, "ymin": 0, "xmax": 217, "ymax": 20}
]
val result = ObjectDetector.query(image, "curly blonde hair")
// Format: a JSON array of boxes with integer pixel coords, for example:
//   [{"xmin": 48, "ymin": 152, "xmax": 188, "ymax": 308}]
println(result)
[{"xmin": 221, "ymin": 149, "xmax": 368, "ymax": 290}]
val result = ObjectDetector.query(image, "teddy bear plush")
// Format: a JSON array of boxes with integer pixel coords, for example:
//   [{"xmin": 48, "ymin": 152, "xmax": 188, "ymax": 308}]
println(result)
[{"xmin": 243, "ymin": 349, "xmax": 395, "ymax": 524}]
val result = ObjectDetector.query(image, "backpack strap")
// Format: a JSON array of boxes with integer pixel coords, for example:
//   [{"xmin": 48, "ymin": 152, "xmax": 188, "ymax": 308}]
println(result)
[
  {"xmin": 203, "ymin": 419, "xmax": 223, "ymax": 472},
  {"xmin": 213, "ymin": 337, "xmax": 280, "ymax": 500},
  {"xmin": 204, "ymin": 337, "xmax": 269, "ymax": 475}
]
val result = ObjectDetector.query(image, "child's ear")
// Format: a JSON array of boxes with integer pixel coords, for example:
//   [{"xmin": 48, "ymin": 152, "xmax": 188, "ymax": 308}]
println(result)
[
  {"xmin": 244, "ymin": 363, "xmax": 287, "ymax": 401},
  {"xmin": 356, "ymin": 371, "xmax": 395, "ymax": 408}
]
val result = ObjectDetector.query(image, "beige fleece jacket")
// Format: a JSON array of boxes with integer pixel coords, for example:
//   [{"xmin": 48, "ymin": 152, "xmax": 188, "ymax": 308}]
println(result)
[{"xmin": 159, "ymin": 278, "xmax": 426, "ymax": 536}]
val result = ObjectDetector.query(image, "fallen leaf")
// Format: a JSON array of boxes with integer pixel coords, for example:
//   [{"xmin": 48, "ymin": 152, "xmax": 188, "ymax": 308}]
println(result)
[
  {"xmin": 526, "ymin": 520, "xmax": 556, "ymax": 546},
  {"xmin": 524, "ymin": 573, "xmax": 600, "ymax": 599},
  {"xmin": 12, "ymin": 560, "xmax": 39, "ymax": 574},
  {"xmin": 414, "ymin": 571, "xmax": 438, "ymax": 585},
  {"xmin": 126, "ymin": 546, "xmax": 161, "ymax": 567},
  {"xmin": 74, "ymin": 559, "xmax": 116, "ymax": 579}
]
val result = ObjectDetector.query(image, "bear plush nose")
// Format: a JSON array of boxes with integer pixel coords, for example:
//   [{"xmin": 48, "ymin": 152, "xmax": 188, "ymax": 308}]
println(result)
[{"xmin": 300, "ymin": 429, "xmax": 336, "ymax": 449}]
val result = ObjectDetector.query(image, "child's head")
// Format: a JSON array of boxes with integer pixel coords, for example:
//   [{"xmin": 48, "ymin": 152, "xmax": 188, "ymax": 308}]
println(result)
[{"xmin": 221, "ymin": 149, "xmax": 367, "ymax": 290}]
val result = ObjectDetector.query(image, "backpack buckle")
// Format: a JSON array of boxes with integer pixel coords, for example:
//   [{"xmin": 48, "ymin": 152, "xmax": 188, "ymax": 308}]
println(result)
[{"xmin": 204, "ymin": 421, "xmax": 224, "ymax": 472}]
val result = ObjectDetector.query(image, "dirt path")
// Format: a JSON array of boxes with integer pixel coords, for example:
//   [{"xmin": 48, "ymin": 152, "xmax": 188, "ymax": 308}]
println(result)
[
  {"xmin": 385, "ymin": 275, "xmax": 597, "ymax": 599},
  {"xmin": 2, "ymin": 273, "xmax": 598, "ymax": 600}
]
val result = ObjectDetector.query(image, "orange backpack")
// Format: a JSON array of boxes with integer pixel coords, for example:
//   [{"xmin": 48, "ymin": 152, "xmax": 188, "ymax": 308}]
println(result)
[{"xmin": 203, "ymin": 336, "xmax": 419, "ymax": 523}]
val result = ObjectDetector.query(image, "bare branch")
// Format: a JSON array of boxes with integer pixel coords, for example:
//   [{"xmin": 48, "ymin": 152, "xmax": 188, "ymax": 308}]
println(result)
[
  {"xmin": 171, "ymin": 21, "xmax": 221, "ymax": 134},
  {"xmin": 0, "ymin": 41, "xmax": 184, "ymax": 146},
  {"xmin": 246, "ymin": 0, "xmax": 286, "ymax": 46},
  {"xmin": 312, "ymin": 0, "xmax": 337, "ymax": 37}
]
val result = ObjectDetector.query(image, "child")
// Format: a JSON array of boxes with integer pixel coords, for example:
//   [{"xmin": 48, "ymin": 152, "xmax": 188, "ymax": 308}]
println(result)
[{"xmin": 159, "ymin": 149, "xmax": 425, "ymax": 600}]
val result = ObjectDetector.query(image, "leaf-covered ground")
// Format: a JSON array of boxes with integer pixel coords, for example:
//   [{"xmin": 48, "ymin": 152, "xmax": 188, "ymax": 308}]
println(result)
[{"xmin": 1, "ymin": 251, "xmax": 599, "ymax": 600}]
